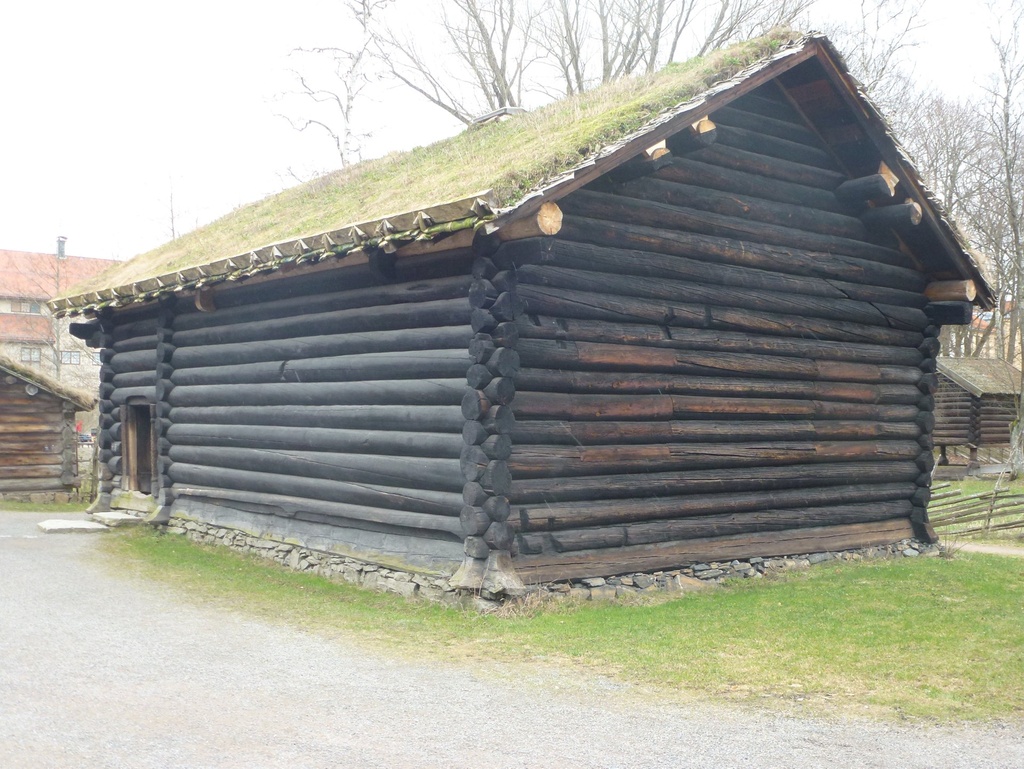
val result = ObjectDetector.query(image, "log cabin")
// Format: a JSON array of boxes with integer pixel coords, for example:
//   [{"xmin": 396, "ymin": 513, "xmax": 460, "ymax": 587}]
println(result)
[
  {"xmin": 935, "ymin": 358, "xmax": 1020, "ymax": 467},
  {"xmin": 0, "ymin": 355, "xmax": 94, "ymax": 502},
  {"xmin": 53, "ymin": 32, "xmax": 993, "ymax": 594}
]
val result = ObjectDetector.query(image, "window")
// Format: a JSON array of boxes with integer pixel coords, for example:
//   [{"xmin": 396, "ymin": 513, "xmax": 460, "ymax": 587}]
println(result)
[
  {"xmin": 90, "ymin": 352, "xmax": 102, "ymax": 365},
  {"xmin": 20, "ymin": 347, "xmax": 41, "ymax": 363},
  {"xmin": 61, "ymin": 351, "xmax": 81, "ymax": 365},
  {"xmin": 11, "ymin": 300, "xmax": 41, "ymax": 314}
]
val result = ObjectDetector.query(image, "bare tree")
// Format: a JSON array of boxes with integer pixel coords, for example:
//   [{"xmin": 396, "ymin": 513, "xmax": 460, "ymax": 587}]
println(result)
[
  {"xmin": 338, "ymin": 0, "xmax": 815, "ymax": 123},
  {"xmin": 282, "ymin": 0, "xmax": 391, "ymax": 164},
  {"xmin": 821, "ymin": 0, "xmax": 925, "ymax": 118}
]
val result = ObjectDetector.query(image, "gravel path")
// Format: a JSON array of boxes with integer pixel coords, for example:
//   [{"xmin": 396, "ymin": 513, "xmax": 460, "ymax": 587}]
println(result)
[
  {"xmin": 958, "ymin": 542, "xmax": 1024, "ymax": 558},
  {"xmin": 2, "ymin": 511, "xmax": 1021, "ymax": 769}
]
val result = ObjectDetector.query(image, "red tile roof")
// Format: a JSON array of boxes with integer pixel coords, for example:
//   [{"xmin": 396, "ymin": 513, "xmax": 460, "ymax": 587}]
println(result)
[
  {"xmin": 0, "ymin": 313, "xmax": 52, "ymax": 343},
  {"xmin": 0, "ymin": 249, "xmax": 119, "ymax": 300}
]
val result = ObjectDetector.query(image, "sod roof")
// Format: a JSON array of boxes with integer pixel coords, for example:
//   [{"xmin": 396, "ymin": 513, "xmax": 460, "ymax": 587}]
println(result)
[
  {"xmin": 0, "ymin": 355, "xmax": 96, "ymax": 411},
  {"xmin": 54, "ymin": 30, "xmax": 803, "ymax": 309},
  {"xmin": 52, "ymin": 28, "xmax": 992, "ymax": 315}
]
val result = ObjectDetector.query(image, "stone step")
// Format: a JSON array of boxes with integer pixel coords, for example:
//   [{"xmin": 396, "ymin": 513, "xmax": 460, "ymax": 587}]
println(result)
[
  {"xmin": 37, "ymin": 520, "xmax": 110, "ymax": 534},
  {"xmin": 92, "ymin": 511, "xmax": 144, "ymax": 528}
]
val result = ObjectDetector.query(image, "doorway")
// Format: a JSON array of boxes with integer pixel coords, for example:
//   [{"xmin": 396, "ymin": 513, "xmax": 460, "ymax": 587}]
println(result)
[{"xmin": 122, "ymin": 402, "xmax": 156, "ymax": 493}]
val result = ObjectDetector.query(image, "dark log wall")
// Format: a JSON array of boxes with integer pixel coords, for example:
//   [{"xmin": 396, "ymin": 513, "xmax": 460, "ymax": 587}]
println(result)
[
  {"xmin": 0, "ymin": 377, "xmax": 77, "ymax": 494},
  {"xmin": 494, "ymin": 87, "xmax": 934, "ymax": 582},
  {"xmin": 978, "ymin": 395, "xmax": 1015, "ymax": 446},
  {"xmin": 934, "ymin": 374, "xmax": 1016, "ymax": 449},
  {"xmin": 159, "ymin": 257, "xmax": 476, "ymax": 570},
  {"xmin": 934, "ymin": 374, "xmax": 973, "ymax": 447},
  {"xmin": 102, "ymin": 308, "xmax": 160, "ymax": 494}
]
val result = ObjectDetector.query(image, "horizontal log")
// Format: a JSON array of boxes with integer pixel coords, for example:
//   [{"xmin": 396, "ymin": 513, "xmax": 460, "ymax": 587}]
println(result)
[
  {"xmin": 0, "ymin": 440, "xmax": 67, "ymax": 454},
  {"xmin": 515, "ymin": 338, "xmax": 922, "ymax": 384},
  {"xmin": 109, "ymin": 349, "xmax": 157, "ymax": 374},
  {"xmin": 172, "ymin": 274, "xmax": 473, "ymax": 332},
  {"xmin": 614, "ymin": 176, "xmax": 867, "ymax": 241},
  {"xmin": 512, "ymin": 391, "xmax": 919, "ymax": 422},
  {"xmin": 564, "ymin": 188, "xmax": 911, "ymax": 267},
  {"xmin": 728, "ymin": 93, "xmax": 804, "ymax": 124},
  {"xmin": 111, "ymin": 387, "xmax": 156, "ymax": 406},
  {"xmin": 516, "ymin": 313, "xmax": 924, "ymax": 367},
  {"xmin": 510, "ymin": 419, "xmax": 921, "ymax": 446},
  {"xmin": 861, "ymin": 201, "xmax": 922, "ymax": 233},
  {"xmin": 0, "ymin": 478, "xmax": 68, "ymax": 492},
  {"xmin": 168, "ymin": 467, "xmax": 460, "ymax": 519},
  {"xmin": 665, "ymin": 115, "xmax": 718, "ymax": 154},
  {"xmin": 169, "ymin": 405, "xmax": 464, "ymax": 433},
  {"xmin": 167, "ymin": 446, "xmax": 463, "ymax": 492},
  {"xmin": 925, "ymin": 280, "xmax": 977, "ymax": 303},
  {"xmin": 110, "ymin": 316, "xmax": 159, "ymax": 343},
  {"xmin": 711, "ymin": 105, "xmax": 822, "ymax": 147},
  {"xmin": 500, "ymin": 237, "xmax": 927, "ymax": 308},
  {"xmin": 111, "ymin": 371, "xmax": 158, "ymax": 389},
  {"xmin": 167, "ymin": 378, "xmax": 466, "ymax": 408},
  {"xmin": 507, "ymin": 440, "xmax": 922, "ymax": 479},
  {"xmin": 172, "ymin": 326, "xmax": 473, "ymax": 369},
  {"xmin": 654, "ymin": 157, "xmax": 846, "ymax": 213},
  {"xmin": 516, "ymin": 265, "xmax": 926, "ymax": 333},
  {"xmin": 834, "ymin": 174, "xmax": 896, "ymax": 208},
  {"xmin": 687, "ymin": 143, "xmax": 846, "ymax": 189},
  {"xmin": 111, "ymin": 336, "xmax": 159, "ymax": 354},
  {"xmin": 0, "ymin": 465, "xmax": 63, "ymax": 479},
  {"xmin": 526, "ymin": 501, "xmax": 912, "ymax": 553},
  {"xmin": 172, "ymin": 298, "xmax": 471, "ymax": 347},
  {"xmin": 174, "ymin": 485, "xmax": 461, "ymax": 536},
  {"xmin": 558, "ymin": 215, "xmax": 927, "ymax": 292},
  {"xmin": 517, "ymin": 283, "xmax": 921, "ymax": 347},
  {"xmin": 515, "ymin": 482, "xmax": 916, "ymax": 531},
  {"xmin": 493, "ymin": 201, "xmax": 563, "ymax": 242},
  {"xmin": 924, "ymin": 302, "xmax": 974, "ymax": 326},
  {"xmin": 170, "ymin": 349, "xmax": 472, "ymax": 387},
  {"xmin": 508, "ymin": 460, "xmax": 922, "ymax": 504},
  {"xmin": 605, "ymin": 152, "xmax": 672, "ymax": 183},
  {"xmin": 166, "ymin": 423, "xmax": 463, "ymax": 458},
  {"xmin": 711, "ymin": 123, "xmax": 837, "ymax": 170},
  {"xmin": 513, "ymin": 519, "xmax": 916, "ymax": 582}
]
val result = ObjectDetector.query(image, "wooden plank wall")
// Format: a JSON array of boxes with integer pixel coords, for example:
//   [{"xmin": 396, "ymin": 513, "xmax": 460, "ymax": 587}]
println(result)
[
  {"xmin": 0, "ymin": 377, "xmax": 70, "ymax": 494},
  {"xmin": 159, "ymin": 256, "xmax": 476, "ymax": 568},
  {"xmin": 497, "ymin": 86, "xmax": 933, "ymax": 582}
]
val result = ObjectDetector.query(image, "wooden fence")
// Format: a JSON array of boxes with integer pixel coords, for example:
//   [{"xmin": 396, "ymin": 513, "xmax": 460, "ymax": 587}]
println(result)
[{"xmin": 929, "ymin": 482, "xmax": 1024, "ymax": 538}]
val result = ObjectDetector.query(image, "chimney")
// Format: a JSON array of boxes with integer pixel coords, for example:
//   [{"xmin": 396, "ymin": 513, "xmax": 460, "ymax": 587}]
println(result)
[{"xmin": 56, "ymin": 236, "xmax": 67, "ymax": 259}]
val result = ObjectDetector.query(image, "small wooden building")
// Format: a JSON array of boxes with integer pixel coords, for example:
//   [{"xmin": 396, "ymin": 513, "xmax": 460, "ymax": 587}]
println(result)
[
  {"xmin": 54, "ymin": 33, "xmax": 992, "ymax": 593},
  {"xmin": 0, "ymin": 355, "xmax": 94, "ymax": 502},
  {"xmin": 935, "ymin": 358, "xmax": 1019, "ymax": 464}
]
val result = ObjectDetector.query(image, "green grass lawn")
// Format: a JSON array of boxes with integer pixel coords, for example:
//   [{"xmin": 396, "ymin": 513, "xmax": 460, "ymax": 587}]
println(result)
[
  {"xmin": 104, "ymin": 529, "xmax": 1024, "ymax": 723},
  {"xmin": 0, "ymin": 501, "xmax": 89, "ymax": 514}
]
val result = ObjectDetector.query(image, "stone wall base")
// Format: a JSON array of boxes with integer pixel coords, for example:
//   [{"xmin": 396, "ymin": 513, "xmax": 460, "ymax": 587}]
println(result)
[
  {"xmin": 0, "ymin": 491, "xmax": 78, "ymax": 505},
  {"xmin": 165, "ymin": 516, "xmax": 942, "ymax": 609}
]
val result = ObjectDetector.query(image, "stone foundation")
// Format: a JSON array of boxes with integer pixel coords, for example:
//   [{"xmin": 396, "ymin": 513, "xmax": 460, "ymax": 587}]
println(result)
[
  {"xmin": 0, "ymin": 491, "xmax": 77, "ymax": 505},
  {"xmin": 164, "ymin": 516, "xmax": 942, "ymax": 608}
]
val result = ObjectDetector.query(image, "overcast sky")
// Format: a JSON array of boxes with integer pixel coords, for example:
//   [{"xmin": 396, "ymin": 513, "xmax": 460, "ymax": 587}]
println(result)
[{"xmin": 0, "ymin": 0, "xmax": 999, "ymax": 262}]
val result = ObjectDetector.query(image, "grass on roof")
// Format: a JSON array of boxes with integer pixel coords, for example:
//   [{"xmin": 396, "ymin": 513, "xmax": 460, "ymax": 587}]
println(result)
[{"xmin": 66, "ymin": 29, "xmax": 798, "ymax": 298}]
